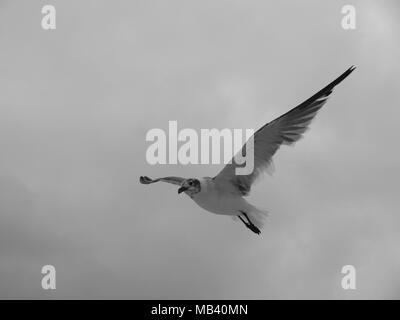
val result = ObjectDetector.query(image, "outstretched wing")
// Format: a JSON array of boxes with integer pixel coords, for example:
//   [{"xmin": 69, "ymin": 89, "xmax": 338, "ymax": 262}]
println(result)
[
  {"xmin": 214, "ymin": 66, "xmax": 356, "ymax": 196},
  {"xmin": 140, "ymin": 176, "xmax": 185, "ymax": 186}
]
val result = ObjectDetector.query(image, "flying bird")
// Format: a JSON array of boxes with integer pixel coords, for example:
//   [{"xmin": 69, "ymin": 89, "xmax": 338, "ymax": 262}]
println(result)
[{"xmin": 140, "ymin": 67, "xmax": 355, "ymax": 235}]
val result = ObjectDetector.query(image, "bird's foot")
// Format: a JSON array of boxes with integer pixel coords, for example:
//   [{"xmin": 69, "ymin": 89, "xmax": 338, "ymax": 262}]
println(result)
[
  {"xmin": 247, "ymin": 223, "xmax": 261, "ymax": 235},
  {"xmin": 238, "ymin": 215, "xmax": 261, "ymax": 235}
]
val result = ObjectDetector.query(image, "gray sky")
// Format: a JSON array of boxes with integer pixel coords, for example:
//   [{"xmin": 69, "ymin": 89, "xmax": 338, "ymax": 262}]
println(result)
[{"xmin": 0, "ymin": 0, "xmax": 399, "ymax": 299}]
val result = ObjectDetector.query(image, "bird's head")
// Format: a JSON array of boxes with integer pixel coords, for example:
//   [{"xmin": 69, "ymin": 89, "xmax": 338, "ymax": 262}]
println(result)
[{"xmin": 178, "ymin": 178, "xmax": 201, "ymax": 196}]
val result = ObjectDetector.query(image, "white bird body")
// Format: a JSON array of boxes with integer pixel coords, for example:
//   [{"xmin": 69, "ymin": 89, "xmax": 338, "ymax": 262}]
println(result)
[
  {"xmin": 190, "ymin": 177, "xmax": 267, "ymax": 228},
  {"xmin": 140, "ymin": 67, "xmax": 355, "ymax": 235},
  {"xmin": 192, "ymin": 178, "xmax": 249, "ymax": 215}
]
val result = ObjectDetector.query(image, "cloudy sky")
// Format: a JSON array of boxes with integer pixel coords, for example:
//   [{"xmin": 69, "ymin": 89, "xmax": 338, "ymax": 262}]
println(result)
[{"xmin": 0, "ymin": 0, "xmax": 399, "ymax": 299}]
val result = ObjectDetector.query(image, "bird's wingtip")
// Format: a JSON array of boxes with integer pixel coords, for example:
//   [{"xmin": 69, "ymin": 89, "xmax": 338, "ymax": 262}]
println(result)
[
  {"xmin": 140, "ymin": 176, "xmax": 149, "ymax": 184},
  {"xmin": 345, "ymin": 66, "xmax": 356, "ymax": 76},
  {"xmin": 327, "ymin": 65, "xmax": 356, "ymax": 89}
]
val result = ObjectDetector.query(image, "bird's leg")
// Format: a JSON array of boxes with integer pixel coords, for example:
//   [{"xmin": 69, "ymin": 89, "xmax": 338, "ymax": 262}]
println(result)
[
  {"xmin": 241, "ymin": 212, "xmax": 259, "ymax": 229},
  {"xmin": 241, "ymin": 212, "xmax": 252, "ymax": 224},
  {"xmin": 237, "ymin": 213, "xmax": 261, "ymax": 235},
  {"xmin": 238, "ymin": 215, "xmax": 249, "ymax": 227}
]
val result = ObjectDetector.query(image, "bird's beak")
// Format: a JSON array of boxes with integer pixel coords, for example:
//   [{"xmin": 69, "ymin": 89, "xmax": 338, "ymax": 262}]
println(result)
[{"xmin": 178, "ymin": 186, "xmax": 187, "ymax": 194}]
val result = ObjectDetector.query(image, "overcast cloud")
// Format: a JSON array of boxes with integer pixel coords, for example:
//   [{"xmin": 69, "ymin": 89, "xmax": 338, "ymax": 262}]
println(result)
[{"xmin": 0, "ymin": 0, "xmax": 399, "ymax": 299}]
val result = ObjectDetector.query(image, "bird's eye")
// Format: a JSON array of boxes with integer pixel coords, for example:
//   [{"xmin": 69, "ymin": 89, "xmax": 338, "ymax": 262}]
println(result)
[{"xmin": 189, "ymin": 181, "xmax": 193, "ymax": 185}]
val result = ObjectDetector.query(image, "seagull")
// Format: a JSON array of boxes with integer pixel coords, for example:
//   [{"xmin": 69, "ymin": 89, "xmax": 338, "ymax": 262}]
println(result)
[{"xmin": 140, "ymin": 66, "xmax": 355, "ymax": 235}]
